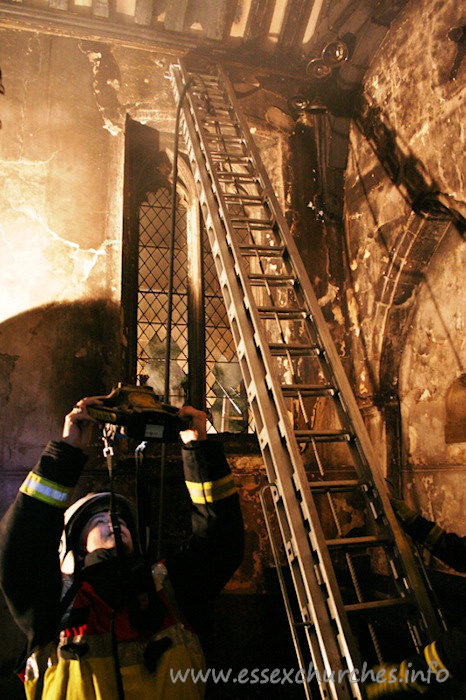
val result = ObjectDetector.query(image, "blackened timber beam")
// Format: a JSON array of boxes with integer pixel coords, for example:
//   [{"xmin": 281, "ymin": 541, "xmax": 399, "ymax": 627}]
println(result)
[
  {"xmin": 277, "ymin": 0, "xmax": 311, "ymax": 55},
  {"xmin": 243, "ymin": 0, "xmax": 275, "ymax": 46}
]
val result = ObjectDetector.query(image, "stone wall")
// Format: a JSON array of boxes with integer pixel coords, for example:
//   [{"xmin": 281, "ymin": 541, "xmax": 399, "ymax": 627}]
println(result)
[{"xmin": 344, "ymin": 0, "xmax": 465, "ymax": 544}]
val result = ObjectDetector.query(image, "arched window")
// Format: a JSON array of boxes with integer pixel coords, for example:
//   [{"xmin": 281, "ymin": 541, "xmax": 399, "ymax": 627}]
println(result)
[{"xmin": 122, "ymin": 117, "xmax": 249, "ymax": 433}]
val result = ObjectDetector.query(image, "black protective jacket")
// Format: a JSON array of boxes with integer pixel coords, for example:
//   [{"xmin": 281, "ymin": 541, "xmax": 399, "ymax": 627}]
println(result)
[{"xmin": 0, "ymin": 438, "xmax": 244, "ymax": 662}]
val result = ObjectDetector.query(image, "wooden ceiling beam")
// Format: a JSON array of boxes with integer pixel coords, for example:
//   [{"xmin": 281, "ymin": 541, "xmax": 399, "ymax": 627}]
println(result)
[
  {"xmin": 243, "ymin": 0, "xmax": 275, "ymax": 46},
  {"xmin": 277, "ymin": 0, "xmax": 312, "ymax": 54}
]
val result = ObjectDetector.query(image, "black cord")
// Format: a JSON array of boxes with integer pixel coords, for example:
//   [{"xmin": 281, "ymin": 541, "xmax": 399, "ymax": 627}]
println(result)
[
  {"xmin": 106, "ymin": 439, "xmax": 126, "ymax": 565},
  {"xmin": 102, "ymin": 425, "xmax": 127, "ymax": 700},
  {"xmin": 156, "ymin": 73, "xmax": 194, "ymax": 561},
  {"xmin": 135, "ymin": 440, "xmax": 148, "ymax": 557}
]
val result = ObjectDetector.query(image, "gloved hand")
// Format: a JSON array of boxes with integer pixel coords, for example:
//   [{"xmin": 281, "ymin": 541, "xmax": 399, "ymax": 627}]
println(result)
[{"xmin": 390, "ymin": 497, "xmax": 419, "ymax": 528}]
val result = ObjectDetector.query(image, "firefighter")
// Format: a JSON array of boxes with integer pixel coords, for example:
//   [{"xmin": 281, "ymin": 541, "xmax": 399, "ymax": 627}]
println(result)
[
  {"xmin": 365, "ymin": 497, "xmax": 466, "ymax": 698},
  {"xmin": 0, "ymin": 397, "xmax": 244, "ymax": 699}
]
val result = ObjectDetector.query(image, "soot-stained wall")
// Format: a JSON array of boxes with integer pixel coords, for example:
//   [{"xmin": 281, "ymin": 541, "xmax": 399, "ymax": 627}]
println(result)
[
  {"xmin": 344, "ymin": 0, "xmax": 465, "ymax": 546},
  {"xmin": 0, "ymin": 0, "xmax": 464, "ymax": 695}
]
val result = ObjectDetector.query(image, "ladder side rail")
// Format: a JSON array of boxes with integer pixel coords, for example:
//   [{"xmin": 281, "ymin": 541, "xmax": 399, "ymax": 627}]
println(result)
[
  {"xmin": 260, "ymin": 484, "xmax": 315, "ymax": 700},
  {"xmin": 213, "ymin": 66, "xmax": 399, "ymax": 493},
  {"xmin": 266, "ymin": 484, "xmax": 349, "ymax": 699},
  {"xmin": 173, "ymin": 62, "xmax": 374, "ymax": 673},
  {"xmin": 174, "ymin": 58, "xmax": 440, "ymax": 663},
  {"xmin": 216, "ymin": 67, "xmax": 390, "ymax": 475},
  {"xmin": 178, "ymin": 61, "xmax": 438, "ymax": 637},
  {"xmin": 171, "ymin": 62, "xmax": 361, "ymax": 700},
  {"xmin": 217, "ymin": 66, "xmax": 442, "ymax": 636}
]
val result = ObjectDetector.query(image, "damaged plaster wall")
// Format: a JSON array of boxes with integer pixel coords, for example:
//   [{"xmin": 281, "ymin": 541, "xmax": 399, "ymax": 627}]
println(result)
[
  {"xmin": 0, "ymin": 31, "xmax": 124, "ymax": 320},
  {"xmin": 344, "ymin": 0, "xmax": 465, "ymax": 542},
  {"xmin": 0, "ymin": 30, "xmax": 178, "ymax": 473}
]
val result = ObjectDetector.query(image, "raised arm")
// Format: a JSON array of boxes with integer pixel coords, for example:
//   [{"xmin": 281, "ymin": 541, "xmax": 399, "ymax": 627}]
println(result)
[
  {"xmin": 166, "ymin": 406, "xmax": 245, "ymax": 631},
  {"xmin": 0, "ymin": 398, "xmax": 98, "ymax": 650}
]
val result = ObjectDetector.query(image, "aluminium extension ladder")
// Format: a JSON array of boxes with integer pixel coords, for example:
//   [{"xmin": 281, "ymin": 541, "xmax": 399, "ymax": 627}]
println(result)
[{"xmin": 168, "ymin": 60, "xmax": 443, "ymax": 699}]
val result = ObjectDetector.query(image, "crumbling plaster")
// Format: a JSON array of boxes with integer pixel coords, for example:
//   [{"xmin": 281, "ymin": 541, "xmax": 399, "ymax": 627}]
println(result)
[
  {"xmin": 361, "ymin": 0, "xmax": 465, "ymax": 219},
  {"xmin": 0, "ymin": 30, "xmax": 181, "ymax": 472},
  {"xmin": 0, "ymin": 31, "xmax": 127, "ymax": 322},
  {"xmin": 400, "ymin": 230, "xmax": 465, "ymax": 468},
  {"xmin": 0, "ymin": 30, "xmax": 287, "ymax": 327}
]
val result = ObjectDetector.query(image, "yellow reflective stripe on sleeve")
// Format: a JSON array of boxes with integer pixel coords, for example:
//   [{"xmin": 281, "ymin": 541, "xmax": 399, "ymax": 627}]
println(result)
[
  {"xmin": 20, "ymin": 472, "xmax": 74, "ymax": 508},
  {"xmin": 424, "ymin": 641, "xmax": 450, "ymax": 675},
  {"xmin": 186, "ymin": 473, "xmax": 236, "ymax": 504}
]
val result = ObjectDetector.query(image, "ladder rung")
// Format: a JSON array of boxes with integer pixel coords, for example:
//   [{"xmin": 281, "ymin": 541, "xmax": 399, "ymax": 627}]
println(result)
[
  {"xmin": 191, "ymin": 77, "xmax": 219, "ymax": 87},
  {"xmin": 258, "ymin": 307, "xmax": 307, "ymax": 317},
  {"xmin": 239, "ymin": 244, "xmax": 285, "ymax": 255},
  {"xmin": 281, "ymin": 384, "xmax": 335, "ymax": 397},
  {"xmin": 210, "ymin": 149, "xmax": 245, "ymax": 157},
  {"xmin": 194, "ymin": 76, "xmax": 221, "ymax": 85},
  {"xmin": 294, "ymin": 430, "xmax": 351, "ymax": 442},
  {"xmin": 204, "ymin": 132, "xmax": 239, "ymax": 141},
  {"xmin": 203, "ymin": 111, "xmax": 231, "ymax": 120},
  {"xmin": 205, "ymin": 95, "xmax": 229, "ymax": 103},
  {"xmin": 203, "ymin": 116, "xmax": 237, "ymax": 125},
  {"xmin": 224, "ymin": 194, "xmax": 264, "ymax": 204},
  {"xmin": 231, "ymin": 217, "xmax": 274, "ymax": 226},
  {"xmin": 197, "ymin": 98, "xmax": 229, "ymax": 107},
  {"xmin": 326, "ymin": 535, "xmax": 391, "ymax": 549},
  {"xmin": 308, "ymin": 479, "xmax": 361, "ymax": 491},
  {"xmin": 218, "ymin": 172, "xmax": 257, "ymax": 183},
  {"xmin": 198, "ymin": 89, "xmax": 223, "ymax": 97},
  {"xmin": 203, "ymin": 102, "xmax": 229, "ymax": 111},
  {"xmin": 200, "ymin": 89, "xmax": 222, "ymax": 97},
  {"xmin": 208, "ymin": 141, "xmax": 242, "ymax": 149},
  {"xmin": 249, "ymin": 274, "xmax": 295, "ymax": 283},
  {"xmin": 269, "ymin": 344, "xmax": 319, "ymax": 356},
  {"xmin": 211, "ymin": 154, "xmax": 251, "ymax": 163},
  {"xmin": 344, "ymin": 597, "xmax": 414, "ymax": 616},
  {"xmin": 232, "ymin": 223, "xmax": 276, "ymax": 233}
]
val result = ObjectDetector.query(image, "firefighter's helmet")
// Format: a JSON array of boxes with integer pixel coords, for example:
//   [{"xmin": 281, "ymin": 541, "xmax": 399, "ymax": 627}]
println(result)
[{"xmin": 61, "ymin": 492, "xmax": 139, "ymax": 573}]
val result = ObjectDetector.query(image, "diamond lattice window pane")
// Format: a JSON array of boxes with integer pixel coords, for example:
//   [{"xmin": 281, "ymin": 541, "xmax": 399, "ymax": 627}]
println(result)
[{"xmin": 135, "ymin": 186, "xmax": 251, "ymax": 431}]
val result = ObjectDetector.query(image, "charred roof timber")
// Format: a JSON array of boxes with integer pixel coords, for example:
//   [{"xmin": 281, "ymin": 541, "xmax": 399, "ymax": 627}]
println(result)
[{"xmin": 0, "ymin": 0, "xmax": 408, "ymax": 83}]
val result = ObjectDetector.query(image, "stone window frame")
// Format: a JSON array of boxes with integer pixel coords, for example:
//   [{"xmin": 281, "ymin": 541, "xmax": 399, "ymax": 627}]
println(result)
[{"xmin": 121, "ymin": 118, "xmax": 250, "ymax": 434}]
